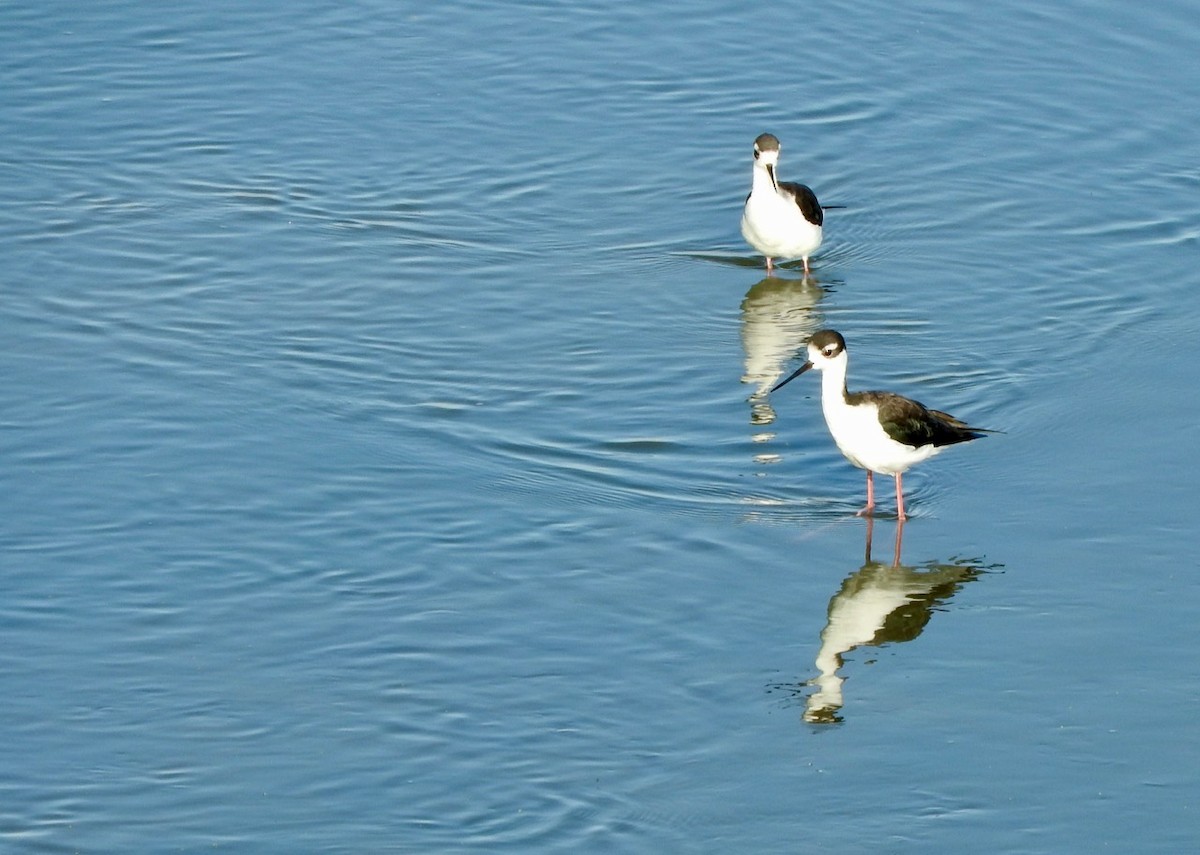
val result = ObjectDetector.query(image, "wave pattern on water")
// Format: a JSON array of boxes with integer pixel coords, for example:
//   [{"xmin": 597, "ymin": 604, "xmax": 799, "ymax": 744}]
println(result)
[{"xmin": 4, "ymin": 0, "xmax": 1200, "ymax": 851}]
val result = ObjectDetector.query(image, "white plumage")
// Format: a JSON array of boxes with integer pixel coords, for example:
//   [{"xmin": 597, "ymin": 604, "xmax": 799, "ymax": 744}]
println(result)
[{"xmin": 740, "ymin": 133, "xmax": 824, "ymax": 274}]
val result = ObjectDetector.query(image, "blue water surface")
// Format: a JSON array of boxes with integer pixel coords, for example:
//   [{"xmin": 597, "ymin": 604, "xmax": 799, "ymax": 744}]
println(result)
[{"xmin": 2, "ymin": 0, "xmax": 1199, "ymax": 851}]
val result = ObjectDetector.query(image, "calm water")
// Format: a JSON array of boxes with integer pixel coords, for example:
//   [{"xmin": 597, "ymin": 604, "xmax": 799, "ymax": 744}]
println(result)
[{"xmin": 3, "ymin": 0, "xmax": 1199, "ymax": 851}]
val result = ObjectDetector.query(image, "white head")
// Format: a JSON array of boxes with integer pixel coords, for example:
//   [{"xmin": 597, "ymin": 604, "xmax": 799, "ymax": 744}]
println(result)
[
  {"xmin": 752, "ymin": 132, "xmax": 782, "ymax": 191},
  {"xmin": 805, "ymin": 329, "xmax": 848, "ymax": 372},
  {"xmin": 771, "ymin": 329, "xmax": 848, "ymax": 391}
]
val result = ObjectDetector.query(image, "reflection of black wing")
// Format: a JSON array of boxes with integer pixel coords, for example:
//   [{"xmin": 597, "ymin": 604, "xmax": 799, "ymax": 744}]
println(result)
[
  {"xmin": 873, "ymin": 565, "xmax": 984, "ymax": 644},
  {"xmin": 778, "ymin": 181, "xmax": 823, "ymax": 226}
]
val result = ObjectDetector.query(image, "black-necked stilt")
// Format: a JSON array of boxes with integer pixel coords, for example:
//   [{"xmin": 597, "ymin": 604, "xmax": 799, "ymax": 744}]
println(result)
[
  {"xmin": 741, "ymin": 133, "xmax": 824, "ymax": 274},
  {"xmin": 772, "ymin": 329, "xmax": 994, "ymax": 520}
]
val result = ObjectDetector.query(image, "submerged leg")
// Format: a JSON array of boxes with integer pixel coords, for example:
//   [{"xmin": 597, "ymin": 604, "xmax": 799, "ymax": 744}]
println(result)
[
  {"xmin": 765, "ymin": 256, "xmax": 774, "ymax": 274},
  {"xmin": 895, "ymin": 473, "xmax": 907, "ymax": 522}
]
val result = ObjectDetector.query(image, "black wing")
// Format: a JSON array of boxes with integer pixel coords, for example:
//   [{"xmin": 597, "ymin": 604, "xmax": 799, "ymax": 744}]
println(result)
[
  {"xmin": 856, "ymin": 391, "xmax": 990, "ymax": 448},
  {"xmin": 778, "ymin": 181, "xmax": 823, "ymax": 226}
]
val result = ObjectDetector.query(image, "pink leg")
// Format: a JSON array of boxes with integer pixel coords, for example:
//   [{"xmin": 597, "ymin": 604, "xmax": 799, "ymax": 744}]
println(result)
[
  {"xmin": 895, "ymin": 473, "xmax": 907, "ymax": 522},
  {"xmin": 765, "ymin": 257, "xmax": 774, "ymax": 274},
  {"xmin": 802, "ymin": 256, "xmax": 811, "ymax": 274},
  {"xmin": 856, "ymin": 471, "xmax": 875, "ymax": 516}
]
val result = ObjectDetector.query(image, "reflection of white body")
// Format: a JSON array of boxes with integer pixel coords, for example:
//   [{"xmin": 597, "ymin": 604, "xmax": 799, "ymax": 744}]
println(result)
[
  {"xmin": 806, "ymin": 567, "xmax": 935, "ymax": 722},
  {"xmin": 740, "ymin": 278, "xmax": 823, "ymax": 403},
  {"xmin": 741, "ymin": 133, "xmax": 824, "ymax": 274},
  {"xmin": 805, "ymin": 533, "xmax": 982, "ymax": 723}
]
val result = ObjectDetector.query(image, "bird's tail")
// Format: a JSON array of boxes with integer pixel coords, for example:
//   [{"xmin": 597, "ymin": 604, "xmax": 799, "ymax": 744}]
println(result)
[{"xmin": 929, "ymin": 409, "xmax": 1003, "ymax": 438}]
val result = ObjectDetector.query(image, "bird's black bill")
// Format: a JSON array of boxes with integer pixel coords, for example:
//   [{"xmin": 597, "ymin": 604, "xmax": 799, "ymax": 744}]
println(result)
[{"xmin": 771, "ymin": 361, "xmax": 813, "ymax": 392}]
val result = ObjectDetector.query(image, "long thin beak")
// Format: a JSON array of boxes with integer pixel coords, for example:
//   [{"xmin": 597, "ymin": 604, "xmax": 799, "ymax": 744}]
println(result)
[
  {"xmin": 771, "ymin": 361, "xmax": 813, "ymax": 392},
  {"xmin": 766, "ymin": 162, "xmax": 779, "ymax": 193}
]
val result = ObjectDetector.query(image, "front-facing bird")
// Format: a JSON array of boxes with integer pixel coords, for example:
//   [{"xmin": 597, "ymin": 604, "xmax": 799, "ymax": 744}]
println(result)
[
  {"xmin": 741, "ymin": 132, "xmax": 824, "ymax": 274},
  {"xmin": 772, "ymin": 330, "xmax": 993, "ymax": 520}
]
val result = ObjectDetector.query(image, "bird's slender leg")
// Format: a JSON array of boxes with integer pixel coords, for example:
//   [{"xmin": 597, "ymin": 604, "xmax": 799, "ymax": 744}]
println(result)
[
  {"xmin": 856, "ymin": 471, "xmax": 875, "ymax": 517},
  {"xmin": 765, "ymin": 257, "xmax": 774, "ymax": 274},
  {"xmin": 895, "ymin": 473, "xmax": 907, "ymax": 522},
  {"xmin": 802, "ymin": 256, "xmax": 811, "ymax": 274},
  {"xmin": 892, "ymin": 518, "xmax": 904, "ymax": 567}
]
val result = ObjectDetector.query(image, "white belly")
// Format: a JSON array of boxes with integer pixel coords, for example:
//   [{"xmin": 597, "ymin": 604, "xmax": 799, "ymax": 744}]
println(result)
[
  {"xmin": 742, "ymin": 191, "xmax": 822, "ymax": 259},
  {"xmin": 823, "ymin": 398, "xmax": 943, "ymax": 475}
]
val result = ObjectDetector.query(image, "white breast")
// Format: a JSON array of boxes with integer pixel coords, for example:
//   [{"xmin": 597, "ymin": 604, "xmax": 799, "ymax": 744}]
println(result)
[
  {"xmin": 821, "ymin": 396, "xmax": 944, "ymax": 475},
  {"xmin": 741, "ymin": 188, "xmax": 822, "ymax": 259}
]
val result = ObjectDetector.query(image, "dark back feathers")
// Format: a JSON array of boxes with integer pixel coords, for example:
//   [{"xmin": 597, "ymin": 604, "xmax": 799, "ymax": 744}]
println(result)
[
  {"xmin": 851, "ymin": 390, "xmax": 990, "ymax": 448},
  {"xmin": 779, "ymin": 181, "xmax": 823, "ymax": 226}
]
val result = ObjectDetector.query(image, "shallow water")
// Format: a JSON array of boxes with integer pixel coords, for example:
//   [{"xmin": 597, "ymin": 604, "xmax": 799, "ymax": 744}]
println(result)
[{"xmin": 3, "ymin": 0, "xmax": 1199, "ymax": 851}]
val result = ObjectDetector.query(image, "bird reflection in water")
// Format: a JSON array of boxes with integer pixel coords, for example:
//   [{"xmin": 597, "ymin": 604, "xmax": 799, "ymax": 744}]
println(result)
[
  {"xmin": 739, "ymin": 274, "xmax": 825, "ymax": 431},
  {"xmin": 797, "ymin": 519, "xmax": 991, "ymax": 724}
]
